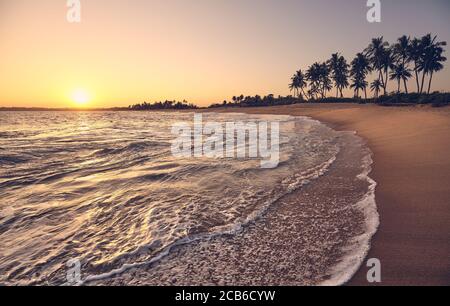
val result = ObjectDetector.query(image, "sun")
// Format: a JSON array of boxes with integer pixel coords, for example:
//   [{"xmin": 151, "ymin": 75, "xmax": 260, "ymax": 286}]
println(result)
[{"xmin": 71, "ymin": 89, "xmax": 91, "ymax": 106}]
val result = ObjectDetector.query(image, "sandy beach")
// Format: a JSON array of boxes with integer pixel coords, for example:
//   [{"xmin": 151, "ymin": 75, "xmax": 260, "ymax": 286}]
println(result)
[{"xmin": 209, "ymin": 103, "xmax": 450, "ymax": 286}]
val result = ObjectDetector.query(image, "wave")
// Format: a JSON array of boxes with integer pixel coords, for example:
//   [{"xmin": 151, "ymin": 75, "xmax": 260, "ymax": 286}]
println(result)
[
  {"xmin": 319, "ymin": 143, "xmax": 379, "ymax": 286},
  {"xmin": 81, "ymin": 153, "xmax": 339, "ymax": 285},
  {"xmin": 0, "ymin": 111, "xmax": 379, "ymax": 286},
  {"xmin": 92, "ymin": 141, "xmax": 169, "ymax": 156}
]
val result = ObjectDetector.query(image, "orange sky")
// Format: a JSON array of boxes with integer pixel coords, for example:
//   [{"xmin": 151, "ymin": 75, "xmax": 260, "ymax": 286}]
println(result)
[{"xmin": 1, "ymin": 0, "xmax": 449, "ymax": 108}]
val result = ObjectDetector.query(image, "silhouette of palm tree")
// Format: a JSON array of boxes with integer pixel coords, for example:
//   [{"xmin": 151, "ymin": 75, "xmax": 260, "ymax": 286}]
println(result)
[
  {"xmin": 408, "ymin": 37, "xmax": 425, "ymax": 93},
  {"xmin": 289, "ymin": 73, "xmax": 302, "ymax": 97},
  {"xmin": 370, "ymin": 79, "xmax": 382, "ymax": 99},
  {"xmin": 418, "ymin": 34, "xmax": 447, "ymax": 94},
  {"xmin": 328, "ymin": 53, "xmax": 349, "ymax": 98},
  {"xmin": 290, "ymin": 34, "xmax": 446, "ymax": 101},
  {"xmin": 350, "ymin": 78, "xmax": 368, "ymax": 99},
  {"xmin": 306, "ymin": 63, "xmax": 321, "ymax": 100},
  {"xmin": 293, "ymin": 70, "xmax": 307, "ymax": 100},
  {"xmin": 350, "ymin": 53, "xmax": 371, "ymax": 98},
  {"xmin": 365, "ymin": 37, "xmax": 390, "ymax": 95},
  {"xmin": 390, "ymin": 63, "xmax": 412, "ymax": 94},
  {"xmin": 319, "ymin": 63, "xmax": 332, "ymax": 99},
  {"xmin": 289, "ymin": 75, "xmax": 298, "ymax": 97},
  {"xmin": 393, "ymin": 35, "xmax": 411, "ymax": 65},
  {"xmin": 380, "ymin": 48, "xmax": 395, "ymax": 94}
]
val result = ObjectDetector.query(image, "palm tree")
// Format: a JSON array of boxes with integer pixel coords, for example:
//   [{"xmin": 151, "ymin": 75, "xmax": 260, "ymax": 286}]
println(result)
[
  {"xmin": 295, "ymin": 70, "xmax": 308, "ymax": 100},
  {"xmin": 329, "ymin": 53, "xmax": 349, "ymax": 98},
  {"xmin": 393, "ymin": 36, "xmax": 413, "ymax": 93},
  {"xmin": 318, "ymin": 62, "xmax": 332, "ymax": 98},
  {"xmin": 329, "ymin": 53, "xmax": 340, "ymax": 98},
  {"xmin": 350, "ymin": 53, "xmax": 371, "ymax": 99},
  {"xmin": 365, "ymin": 37, "xmax": 389, "ymax": 95},
  {"xmin": 393, "ymin": 35, "xmax": 411, "ymax": 65},
  {"xmin": 418, "ymin": 34, "xmax": 447, "ymax": 94},
  {"xmin": 408, "ymin": 37, "xmax": 424, "ymax": 93},
  {"xmin": 380, "ymin": 47, "xmax": 395, "ymax": 94},
  {"xmin": 306, "ymin": 63, "xmax": 321, "ymax": 100},
  {"xmin": 350, "ymin": 77, "xmax": 368, "ymax": 99},
  {"xmin": 289, "ymin": 74, "xmax": 299, "ymax": 97},
  {"xmin": 425, "ymin": 45, "xmax": 447, "ymax": 94},
  {"xmin": 370, "ymin": 79, "xmax": 382, "ymax": 99},
  {"xmin": 390, "ymin": 63, "xmax": 412, "ymax": 94}
]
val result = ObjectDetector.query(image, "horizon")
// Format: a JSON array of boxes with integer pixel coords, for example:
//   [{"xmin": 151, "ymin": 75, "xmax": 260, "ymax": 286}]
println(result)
[{"xmin": 1, "ymin": 0, "xmax": 449, "ymax": 108}]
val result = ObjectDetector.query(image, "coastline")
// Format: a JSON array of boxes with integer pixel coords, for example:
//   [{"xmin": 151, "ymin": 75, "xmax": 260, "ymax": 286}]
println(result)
[
  {"xmin": 207, "ymin": 103, "xmax": 450, "ymax": 286},
  {"xmin": 85, "ymin": 114, "xmax": 377, "ymax": 286}
]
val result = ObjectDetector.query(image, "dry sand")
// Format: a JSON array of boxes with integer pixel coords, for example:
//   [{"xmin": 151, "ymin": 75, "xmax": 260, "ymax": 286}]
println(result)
[{"xmin": 208, "ymin": 103, "xmax": 450, "ymax": 286}]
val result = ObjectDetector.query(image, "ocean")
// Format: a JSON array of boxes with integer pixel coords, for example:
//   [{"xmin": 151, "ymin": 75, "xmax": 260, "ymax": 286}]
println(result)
[{"xmin": 0, "ymin": 111, "xmax": 378, "ymax": 285}]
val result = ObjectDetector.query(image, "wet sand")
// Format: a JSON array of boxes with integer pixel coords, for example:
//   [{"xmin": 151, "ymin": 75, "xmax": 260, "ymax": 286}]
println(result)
[{"xmin": 210, "ymin": 103, "xmax": 450, "ymax": 286}]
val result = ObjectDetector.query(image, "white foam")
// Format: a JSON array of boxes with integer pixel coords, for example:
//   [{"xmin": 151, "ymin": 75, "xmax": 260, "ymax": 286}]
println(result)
[
  {"xmin": 319, "ymin": 145, "xmax": 379, "ymax": 286},
  {"xmin": 81, "ymin": 151, "xmax": 339, "ymax": 285}
]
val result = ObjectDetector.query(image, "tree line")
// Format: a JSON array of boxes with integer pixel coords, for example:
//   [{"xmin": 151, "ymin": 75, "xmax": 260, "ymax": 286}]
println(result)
[
  {"xmin": 129, "ymin": 100, "xmax": 197, "ymax": 110},
  {"xmin": 209, "ymin": 94, "xmax": 304, "ymax": 108},
  {"xmin": 289, "ymin": 34, "xmax": 447, "ymax": 100}
]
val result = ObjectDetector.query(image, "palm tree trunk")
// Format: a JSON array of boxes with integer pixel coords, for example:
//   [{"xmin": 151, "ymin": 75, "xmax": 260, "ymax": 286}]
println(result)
[
  {"xmin": 420, "ymin": 72, "xmax": 426, "ymax": 94},
  {"xmin": 414, "ymin": 66, "xmax": 420, "ymax": 93},
  {"xmin": 397, "ymin": 80, "xmax": 401, "ymax": 93},
  {"xmin": 403, "ymin": 78, "xmax": 408, "ymax": 94},
  {"xmin": 379, "ymin": 70, "xmax": 385, "ymax": 93},
  {"xmin": 364, "ymin": 88, "xmax": 367, "ymax": 100},
  {"xmin": 301, "ymin": 88, "xmax": 307, "ymax": 101},
  {"xmin": 384, "ymin": 69, "xmax": 389, "ymax": 94},
  {"xmin": 427, "ymin": 71, "xmax": 434, "ymax": 94},
  {"xmin": 379, "ymin": 71, "xmax": 386, "ymax": 95}
]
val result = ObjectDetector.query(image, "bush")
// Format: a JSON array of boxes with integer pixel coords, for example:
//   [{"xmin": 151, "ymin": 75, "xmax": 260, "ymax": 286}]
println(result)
[{"xmin": 376, "ymin": 92, "xmax": 450, "ymax": 106}]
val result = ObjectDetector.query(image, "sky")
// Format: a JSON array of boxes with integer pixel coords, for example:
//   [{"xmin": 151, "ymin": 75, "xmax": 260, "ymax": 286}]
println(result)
[{"xmin": 0, "ymin": 0, "xmax": 449, "ymax": 108}]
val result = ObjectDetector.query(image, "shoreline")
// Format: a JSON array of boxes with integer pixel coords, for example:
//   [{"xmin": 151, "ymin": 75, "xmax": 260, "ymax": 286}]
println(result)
[
  {"xmin": 86, "ymin": 114, "xmax": 377, "ymax": 286},
  {"xmin": 206, "ymin": 103, "xmax": 450, "ymax": 286}
]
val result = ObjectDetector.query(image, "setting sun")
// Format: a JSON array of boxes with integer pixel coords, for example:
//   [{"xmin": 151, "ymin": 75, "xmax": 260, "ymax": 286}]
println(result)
[{"xmin": 71, "ymin": 89, "xmax": 91, "ymax": 106}]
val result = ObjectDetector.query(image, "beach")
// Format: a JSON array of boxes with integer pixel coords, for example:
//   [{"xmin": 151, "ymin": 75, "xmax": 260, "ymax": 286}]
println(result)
[
  {"xmin": 211, "ymin": 103, "xmax": 450, "ymax": 286},
  {"xmin": 1, "ymin": 105, "xmax": 449, "ymax": 286}
]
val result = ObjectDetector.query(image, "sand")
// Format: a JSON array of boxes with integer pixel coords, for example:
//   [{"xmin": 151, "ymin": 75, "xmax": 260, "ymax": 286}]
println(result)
[{"xmin": 208, "ymin": 103, "xmax": 450, "ymax": 286}]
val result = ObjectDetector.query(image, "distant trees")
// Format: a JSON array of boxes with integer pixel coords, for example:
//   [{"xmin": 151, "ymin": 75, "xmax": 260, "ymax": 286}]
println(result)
[
  {"xmin": 290, "ymin": 34, "xmax": 446, "ymax": 100},
  {"xmin": 129, "ymin": 100, "xmax": 197, "ymax": 110},
  {"xmin": 209, "ymin": 94, "xmax": 302, "ymax": 108}
]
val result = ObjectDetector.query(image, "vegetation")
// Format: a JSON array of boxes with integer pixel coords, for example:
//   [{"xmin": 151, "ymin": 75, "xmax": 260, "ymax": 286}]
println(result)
[
  {"xmin": 133, "ymin": 34, "xmax": 448, "ymax": 110},
  {"xmin": 286, "ymin": 34, "xmax": 447, "ymax": 105},
  {"xmin": 129, "ymin": 100, "xmax": 197, "ymax": 110},
  {"xmin": 209, "ymin": 95, "xmax": 300, "ymax": 108}
]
